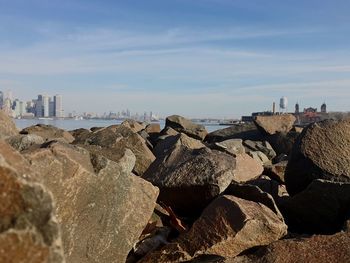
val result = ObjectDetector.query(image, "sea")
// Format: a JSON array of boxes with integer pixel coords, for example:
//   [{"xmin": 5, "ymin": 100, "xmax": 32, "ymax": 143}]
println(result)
[{"xmin": 14, "ymin": 119, "xmax": 230, "ymax": 133}]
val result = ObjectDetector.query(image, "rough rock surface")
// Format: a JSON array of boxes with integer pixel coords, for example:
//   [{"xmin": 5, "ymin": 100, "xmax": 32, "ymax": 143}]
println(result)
[
  {"xmin": 231, "ymin": 232, "xmax": 350, "ymax": 263},
  {"xmin": 281, "ymin": 179, "xmax": 350, "ymax": 234},
  {"xmin": 234, "ymin": 153, "xmax": 263, "ymax": 182},
  {"xmin": 121, "ymin": 119, "xmax": 146, "ymax": 133},
  {"xmin": 6, "ymin": 134, "xmax": 45, "ymax": 152},
  {"xmin": 0, "ymin": 110, "xmax": 18, "ymax": 139},
  {"xmin": 140, "ymin": 195, "xmax": 287, "ymax": 262},
  {"xmin": 205, "ymin": 123, "xmax": 259, "ymax": 143},
  {"xmin": 267, "ymin": 131, "xmax": 299, "ymax": 156},
  {"xmin": 143, "ymin": 146, "xmax": 236, "ymax": 216},
  {"xmin": 243, "ymin": 140, "xmax": 276, "ymax": 160},
  {"xmin": 24, "ymin": 142, "xmax": 159, "ymax": 263},
  {"xmin": 248, "ymin": 151, "xmax": 271, "ymax": 166},
  {"xmin": 165, "ymin": 115, "xmax": 208, "ymax": 140},
  {"xmin": 264, "ymin": 161, "xmax": 287, "ymax": 184},
  {"xmin": 145, "ymin": 123, "xmax": 161, "ymax": 134},
  {"xmin": 254, "ymin": 114, "xmax": 296, "ymax": 135},
  {"xmin": 211, "ymin": 139, "xmax": 245, "ymax": 156},
  {"xmin": 69, "ymin": 128, "xmax": 91, "ymax": 144},
  {"xmin": 20, "ymin": 124, "xmax": 74, "ymax": 143},
  {"xmin": 0, "ymin": 140, "xmax": 64, "ymax": 262},
  {"xmin": 77, "ymin": 125, "xmax": 155, "ymax": 176},
  {"xmin": 285, "ymin": 119, "xmax": 350, "ymax": 195},
  {"xmin": 153, "ymin": 133, "xmax": 205, "ymax": 157}
]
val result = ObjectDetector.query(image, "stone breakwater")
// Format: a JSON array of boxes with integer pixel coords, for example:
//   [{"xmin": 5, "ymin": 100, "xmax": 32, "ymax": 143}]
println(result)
[{"xmin": 0, "ymin": 110, "xmax": 349, "ymax": 263}]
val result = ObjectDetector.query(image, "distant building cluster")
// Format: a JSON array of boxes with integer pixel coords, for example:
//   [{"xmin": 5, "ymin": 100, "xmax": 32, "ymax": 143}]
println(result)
[{"xmin": 0, "ymin": 90, "xmax": 64, "ymax": 118}]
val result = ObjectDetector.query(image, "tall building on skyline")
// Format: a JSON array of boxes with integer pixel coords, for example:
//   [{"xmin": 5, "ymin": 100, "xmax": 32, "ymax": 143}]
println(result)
[
  {"xmin": 54, "ymin": 94, "xmax": 63, "ymax": 118},
  {"xmin": 43, "ymin": 95, "xmax": 49, "ymax": 117},
  {"xmin": 0, "ymin": 91, "xmax": 3, "ymax": 109}
]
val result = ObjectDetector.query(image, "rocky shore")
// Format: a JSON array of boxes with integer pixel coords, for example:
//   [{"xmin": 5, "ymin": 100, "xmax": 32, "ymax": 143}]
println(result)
[{"xmin": 0, "ymin": 110, "xmax": 349, "ymax": 263}]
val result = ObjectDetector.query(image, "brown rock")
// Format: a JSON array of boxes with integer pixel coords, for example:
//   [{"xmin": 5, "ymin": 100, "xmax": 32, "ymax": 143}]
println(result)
[
  {"xmin": 285, "ymin": 119, "xmax": 350, "ymax": 195},
  {"xmin": 145, "ymin": 123, "xmax": 161, "ymax": 134},
  {"xmin": 0, "ymin": 141, "xmax": 65, "ymax": 262},
  {"xmin": 69, "ymin": 128, "xmax": 91, "ymax": 144},
  {"xmin": 0, "ymin": 110, "xmax": 18, "ymax": 139},
  {"xmin": 234, "ymin": 153, "xmax": 263, "ymax": 182},
  {"xmin": 264, "ymin": 161, "xmax": 288, "ymax": 184},
  {"xmin": 143, "ymin": 146, "xmax": 235, "ymax": 216},
  {"xmin": 205, "ymin": 123, "xmax": 259, "ymax": 143},
  {"xmin": 20, "ymin": 124, "xmax": 74, "ymax": 143},
  {"xmin": 211, "ymin": 139, "xmax": 245, "ymax": 155},
  {"xmin": 254, "ymin": 114, "xmax": 296, "ymax": 135},
  {"xmin": 6, "ymin": 134, "xmax": 45, "ymax": 152},
  {"xmin": 121, "ymin": 119, "xmax": 146, "ymax": 133},
  {"xmin": 24, "ymin": 142, "xmax": 159, "ymax": 263},
  {"xmin": 141, "ymin": 195, "xmax": 287, "ymax": 262},
  {"xmin": 231, "ymin": 232, "xmax": 350, "ymax": 263},
  {"xmin": 165, "ymin": 115, "xmax": 208, "ymax": 140},
  {"xmin": 153, "ymin": 133, "xmax": 205, "ymax": 157}
]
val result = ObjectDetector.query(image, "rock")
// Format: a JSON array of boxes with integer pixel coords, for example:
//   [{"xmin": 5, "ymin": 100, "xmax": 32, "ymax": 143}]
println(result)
[
  {"xmin": 90, "ymin": 126, "xmax": 103, "ymax": 132},
  {"xmin": 69, "ymin": 128, "xmax": 91, "ymax": 144},
  {"xmin": 121, "ymin": 119, "xmax": 146, "ymax": 133},
  {"xmin": 280, "ymin": 179, "xmax": 350, "ymax": 234},
  {"xmin": 0, "ymin": 140, "xmax": 64, "ymax": 262},
  {"xmin": 205, "ymin": 123, "xmax": 260, "ymax": 143},
  {"xmin": 165, "ymin": 115, "xmax": 208, "ymax": 140},
  {"xmin": 234, "ymin": 153, "xmax": 263, "ymax": 182},
  {"xmin": 24, "ymin": 142, "xmax": 159, "ymax": 263},
  {"xmin": 140, "ymin": 195, "xmax": 287, "ymax": 262},
  {"xmin": 247, "ymin": 176, "xmax": 289, "ymax": 206},
  {"xmin": 267, "ymin": 131, "xmax": 299, "ymax": 156},
  {"xmin": 223, "ymin": 182, "xmax": 284, "ymax": 220},
  {"xmin": 143, "ymin": 146, "xmax": 236, "ymax": 216},
  {"xmin": 264, "ymin": 161, "xmax": 288, "ymax": 184},
  {"xmin": 20, "ymin": 124, "xmax": 74, "ymax": 143},
  {"xmin": 231, "ymin": 231, "xmax": 350, "ymax": 263},
  {"xmin": 79, "ymin": 125, "xmax": 155, "ymax": 176},
  {"xmin": 248, "ymin": 151, "xmax": 271, "ymax": 166},
  {"xmin": 0, "ymin": 110, "xmax": 18, "ymax": 139},
  {"xmin": 243, "ymin": 140, "xmax": 276, "ymax": 160},
  {"xmin": 145, "ymin": 123, "xmax": 161, "ymax": 134},
  {"xmin": 6, "ymin": 134, "xmax": 45, "ymax": 152},
  {"xmin": 160, "ymin": 126, "xmax": 179, "ymax": 136},
  {"xmin": 210, "ymin": 139, "xmax": 245, "ymax": 156},
  {"xmin": 254, "ymin": 114, "xmax": 296, "ymax": 135},
  {"xmin": 153, "ymin": 133, "xmax": 205, "ymax": 157},
  {"xmin": 285, "ymin": 119, "xmax": 350, "ymax": 196}
]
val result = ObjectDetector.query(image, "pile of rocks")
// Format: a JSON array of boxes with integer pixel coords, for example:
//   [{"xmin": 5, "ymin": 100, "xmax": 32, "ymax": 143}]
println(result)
[{"xmin": 0, "ymin": 110, "xmax": 349, "ymax": 263}]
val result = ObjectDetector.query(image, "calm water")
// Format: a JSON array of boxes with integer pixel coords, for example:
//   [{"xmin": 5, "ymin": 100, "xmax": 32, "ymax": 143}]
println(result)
[{"xmin": 14, "ymin": 119, "xmax": 229, "ymax": 133}]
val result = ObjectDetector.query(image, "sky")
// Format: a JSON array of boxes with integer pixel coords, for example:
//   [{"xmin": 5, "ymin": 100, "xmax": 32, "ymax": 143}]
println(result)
[{"xmin": 0, "ymin": 0, "xmax": 350, "ymax": 118}]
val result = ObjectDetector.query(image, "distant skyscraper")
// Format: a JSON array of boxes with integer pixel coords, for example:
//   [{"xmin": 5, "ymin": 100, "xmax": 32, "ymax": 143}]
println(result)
[
  {"xmin": 49, "ymin": 98, "xmax": 55, "ymax": 117},
  {"xmin": 0, "ymin": 91, "xmax": 3, "ymax": 109},
  {"xmin": 54, "ymin": 95, "xmax": 63, "ymax": 118},
  {"xmin": 321, "ymin": 102, "xmax": 327, "ymax": 113},
  {"xmin": 295, "ymin": 102, "xmax": 300, "ymax": 114},
  {"xmin": 43, "ymin": 95, "xmax": 49, "ymax": 117},
  {"xmin": 35, "ymin": 95, "xmax": 43, "ymax": 117}
]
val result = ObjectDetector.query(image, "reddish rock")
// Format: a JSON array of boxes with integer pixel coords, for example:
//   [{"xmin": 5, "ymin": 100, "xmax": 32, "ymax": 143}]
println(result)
[
  {"xmin": 165, "ymin": 115, "xmax": 208, "ymax": 140},
  {"xmin": 0, "ymin": 110, "xmax": 18, "ymax": 139},
  {"xmin": 234, "ymin": 153, "xmax": 263, "ymax": 182},
  {"xmin": 20, "ymin": 124, "xmax": 74, "ymax": 143}
]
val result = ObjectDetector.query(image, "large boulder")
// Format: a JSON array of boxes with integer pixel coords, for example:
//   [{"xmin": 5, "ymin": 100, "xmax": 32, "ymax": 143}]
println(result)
[
  {"xmin": 0, "ymin": 140, "xmax": 64, "ymax": 262},
  {"xmin": 234, "ymin": 153, "xmax": 263, "ymax": 182},
  {"xmin": 243, "ymin": 140, "xmax": 276, "ymax": 160},
  {"xmin": 267, "ymin": 131, "xmax": 299, "ymax": 156},
  {"xmin": 264, "ymin": 161, "xmax": 288, "ymax": 184},
  {"xmin": 285, "ymin": 119, "xmax": 350, "ymax": 195},
  {"xmin": 281, "ymin": 179, "xmax": 350, "ymax": 234},
  {"xmin": 24, "ymin": 141, "xmax": 159, "ymax": 263},
  {"xmin": 209, "ymin": 139, "xmax": 245, "ymax": 156},
  {"xmin": 140, "ymin": 195, "xmax": 287, "ymax": 262},
  {"xmin": 254, "ymin": 114, "xmax": 296, "ymax": 135},
  {"xmin": 153, "ymin": 133, "xmax": 205, "ymax": 157},
  {"xmin": 205, "ymin": 123, "xmax": 260, "ymax": 143},
  {"xmin": 77, "ymin": 125, "xmax": 155, "ymax": 176},
  {"xmin": 69, "ymin": 128, "xmax": 91, "ymax": 144},
  {"xmin": 121, "ymin": 119, "xmax": 146, "ymax": 133},
  {"xmin": 0, "ymin": 110, "xmax": 18, "ymax": 139},
  {"xmin": 165, "ymin": 115, "xmax": 208, "ymax": 140},
  {"xmin": 143, "ymin": 146, "xmax": 236, "ymax": 216},
  {"xmin": 231, "ymin": 231, "xmax": 350, "ymax": 263},
  {"xmin": 20, "ymin": 124, "xmax": 74, "ymax": 143}
]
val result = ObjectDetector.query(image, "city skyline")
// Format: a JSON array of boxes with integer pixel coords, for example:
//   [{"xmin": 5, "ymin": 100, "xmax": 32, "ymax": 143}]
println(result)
[{"xmin": 0, "ymin": 1, "xmax": 350, "ymax": 118}]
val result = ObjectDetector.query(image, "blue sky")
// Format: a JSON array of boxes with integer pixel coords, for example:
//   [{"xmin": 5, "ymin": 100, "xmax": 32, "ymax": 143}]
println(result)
[{"xmin": 0, "ymin": 0, "xmax": 350, "ymax": 118}]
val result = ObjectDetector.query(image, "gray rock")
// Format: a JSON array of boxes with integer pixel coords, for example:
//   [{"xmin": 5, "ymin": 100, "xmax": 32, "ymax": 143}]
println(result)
[
  {"xmin": 165, "ymin": 115, "xmax": 208, "ymax": 140},
  {"xmin": 205, "ymin": 123, "xmax": 260, "ymax": 143},
  {"xmin": 285, "ymin": 119, "xmax": 350, "ymax": 196},
  {"xmin": 243, "ymin": 140, "xmax": 276, "ymax": 160},
  {"xmin": 6, "ymin": 134, "xmax": 45, "ymax": 151},
  {"xmin": 143, "ymin": 146, "xmax": 236, "ymax": 216},
  {"xmin": 212, "ymin": 139, "xmax": 245, "ymax": 155},
  {"xmin": 281, "ymin": 179, "xmax": 350, "ymax": 234}
]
